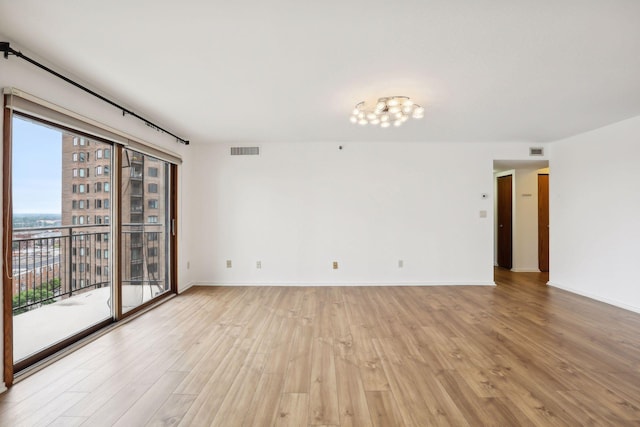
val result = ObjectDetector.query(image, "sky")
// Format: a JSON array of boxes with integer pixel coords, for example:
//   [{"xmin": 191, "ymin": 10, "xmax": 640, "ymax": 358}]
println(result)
[{"xmin": 12, "ymin": 116, "xmax": 62, "ymax": 214}]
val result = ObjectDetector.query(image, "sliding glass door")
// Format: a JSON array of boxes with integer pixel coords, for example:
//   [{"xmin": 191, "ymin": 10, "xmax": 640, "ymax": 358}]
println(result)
[
  {"xmin": 10, "ymin": 115, "xmax": 113, "ymax": 368},
  {"xmin": 4, "ymin": 110, "xmax": 177, "ymax": 378},
  {"xmin": 120, "ymin": 149, "xmax": 172, "ymax": 313}
]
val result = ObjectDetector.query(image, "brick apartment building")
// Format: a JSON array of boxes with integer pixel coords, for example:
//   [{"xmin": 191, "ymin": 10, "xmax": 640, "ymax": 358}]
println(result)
[{"xmin": 60, "ymin": 133, "xmax": 167, "ymax": 304}]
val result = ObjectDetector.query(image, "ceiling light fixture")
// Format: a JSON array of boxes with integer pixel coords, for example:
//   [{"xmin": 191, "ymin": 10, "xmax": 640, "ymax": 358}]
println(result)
[{"xmin": 350, "ymin": 96, "xmax": 424, "ymax": 128}]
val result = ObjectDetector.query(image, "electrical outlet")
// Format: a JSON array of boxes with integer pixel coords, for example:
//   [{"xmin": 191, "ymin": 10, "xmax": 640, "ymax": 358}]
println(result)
[
  {"xmin": 332, "ymin": 261, "xmax": 338, "ymax": 270},
  {"xmin": 256, "ymin": 261, "xmax": 262, "ymax": 269},
  {"xmin": 226, "ymin": 260, "xmax": 232, "ymax": 268},
  {"xmin": 398, "ymin": 260, "xmax": 403, "ymax": 268}
]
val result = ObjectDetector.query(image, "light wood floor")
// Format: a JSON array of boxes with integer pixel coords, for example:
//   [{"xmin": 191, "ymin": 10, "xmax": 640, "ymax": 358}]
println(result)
[{"xmin": 2, "ymin": 269, "xmax": 640, "ymax": 426}]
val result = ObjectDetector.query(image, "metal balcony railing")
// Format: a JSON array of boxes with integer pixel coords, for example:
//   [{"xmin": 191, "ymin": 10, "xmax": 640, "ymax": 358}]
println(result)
[
  {"xmin": 12, "ymin": 224, "xmax": 110, "ymax": 314},
  {"xmin": 12, "ymin": 223, "xmax": 166, "ymax": 315}
]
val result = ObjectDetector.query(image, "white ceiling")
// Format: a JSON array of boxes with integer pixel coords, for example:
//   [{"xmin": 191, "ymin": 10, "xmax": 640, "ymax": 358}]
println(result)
[{"xmin": 1, "ymin": 0, "xmax": 640, "ymax": 145}]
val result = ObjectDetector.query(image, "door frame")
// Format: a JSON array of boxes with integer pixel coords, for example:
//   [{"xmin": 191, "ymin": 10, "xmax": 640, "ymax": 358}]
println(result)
[{"xmin": 3, "ymin": 95, "xmax": 13, "ymax": 386}]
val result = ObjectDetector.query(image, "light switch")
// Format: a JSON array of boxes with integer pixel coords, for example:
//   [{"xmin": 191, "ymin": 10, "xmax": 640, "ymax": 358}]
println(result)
[{"xmin": 479, "ymin": 210, "xmax": 487, "ymax": 218}]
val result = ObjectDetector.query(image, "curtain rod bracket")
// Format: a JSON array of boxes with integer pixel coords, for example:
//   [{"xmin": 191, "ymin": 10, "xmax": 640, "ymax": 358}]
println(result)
[{"xmin": 1, "ymin": 41, "xmax": 15, "ymax": 58}]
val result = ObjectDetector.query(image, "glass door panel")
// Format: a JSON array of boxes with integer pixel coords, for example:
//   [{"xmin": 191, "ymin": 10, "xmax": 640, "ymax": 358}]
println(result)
[
  {"xmin": 11, "ymin": 115, "xmax": 113, "ymax": 364},
  {"xmin": 120, "ymin": 149, "xmax": 171, "ymax": 313}
]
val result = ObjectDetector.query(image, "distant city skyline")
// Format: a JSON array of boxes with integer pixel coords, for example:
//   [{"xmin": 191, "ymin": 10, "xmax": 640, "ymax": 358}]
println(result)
[{"xmin": 12, "ymin": 116, "xmax": 62, "ymax": 214}]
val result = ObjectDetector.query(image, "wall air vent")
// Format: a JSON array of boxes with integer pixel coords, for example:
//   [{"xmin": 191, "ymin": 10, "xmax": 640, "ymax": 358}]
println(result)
[
  {"xmin": 529, "ymin": 147, "xmax": 544, "ymax": 156},
  {"xmin": 230, "ymin": 146, "xmax": 260, "ymax": 156}
]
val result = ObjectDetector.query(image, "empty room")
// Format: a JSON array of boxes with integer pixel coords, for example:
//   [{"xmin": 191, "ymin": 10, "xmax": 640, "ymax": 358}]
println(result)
[{"xmin": 1, "ymin": 1, "xmax": 640, "ymax": 426}]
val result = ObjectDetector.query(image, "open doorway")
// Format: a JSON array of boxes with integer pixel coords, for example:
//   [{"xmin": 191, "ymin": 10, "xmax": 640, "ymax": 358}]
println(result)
[{"xmin": 493, "ymin": 160, "xmax": 549, "ymax": 280}]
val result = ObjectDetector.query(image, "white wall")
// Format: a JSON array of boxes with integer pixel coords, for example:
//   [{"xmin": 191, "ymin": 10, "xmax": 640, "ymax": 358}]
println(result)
[
  {"xmin": 512, "ymin": 168, "xmax": 540, "ymax": 272},
  {"xmin": 178, "ymin": 145, "xmax": 197, "ymax": 291},
  {"xmin": 0, "ymin": 40, "xmax": 192, "ymax": 390},
  {"xmin": 185, "ymin": 141, "xmax": 545, "ymax": 286},
  {"xmin": 549, "ymin": 115, "xmax": 640, "ymax": 313}
]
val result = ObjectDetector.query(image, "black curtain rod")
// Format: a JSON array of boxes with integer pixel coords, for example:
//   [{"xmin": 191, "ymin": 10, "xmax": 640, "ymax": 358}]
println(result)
[{"xmin": 1, "ymin": 41, "xmax": 189, "ymax": 145}]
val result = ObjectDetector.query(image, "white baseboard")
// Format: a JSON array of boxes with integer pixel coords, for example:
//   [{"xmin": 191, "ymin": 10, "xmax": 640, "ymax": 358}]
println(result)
[
  {"xmin": 178, "ymin": 281, "xmax": 196, "ymax": 294},
  {"xmin": 548, "ymin": 281, "xmax": 640, "ymax": 314},
  {"xmin": 511, "ymin": 268, "xmax": 541, "ymax": 273},
  {"xmin": 193, "ymin": 281, "xmax": 497, "ymax": 287}
]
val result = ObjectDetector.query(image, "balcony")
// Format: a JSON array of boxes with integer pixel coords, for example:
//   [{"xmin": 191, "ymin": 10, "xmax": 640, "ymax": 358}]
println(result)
[{"xmin": 11, "ymin": 224, "xmax": 167, "ymax": 364}]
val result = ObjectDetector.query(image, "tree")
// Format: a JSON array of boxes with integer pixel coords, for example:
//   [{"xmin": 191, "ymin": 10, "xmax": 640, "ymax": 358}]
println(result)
[{"xmin": 12, "ymin": 278, "xmax": 62, "ymax": 315}]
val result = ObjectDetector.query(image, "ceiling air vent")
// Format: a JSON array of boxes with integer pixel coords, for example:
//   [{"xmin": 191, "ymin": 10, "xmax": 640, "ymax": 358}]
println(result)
[
  {"xmin": 230, "ymin": 146, "xmax": 260, "ymax": 156},
  {"xmin": 529, "ymin": 147, "xmax": 544, "ymax": 156}
]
